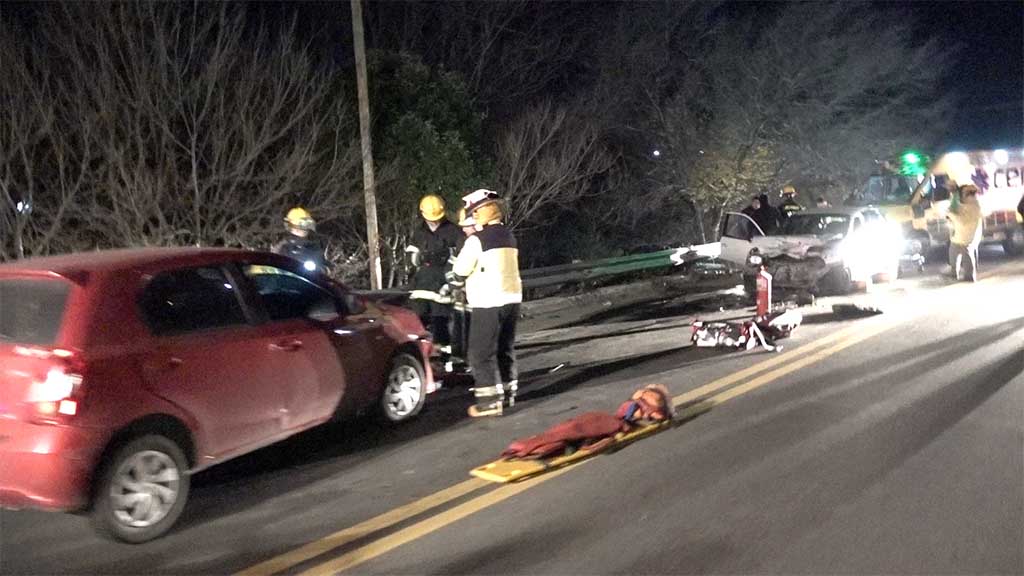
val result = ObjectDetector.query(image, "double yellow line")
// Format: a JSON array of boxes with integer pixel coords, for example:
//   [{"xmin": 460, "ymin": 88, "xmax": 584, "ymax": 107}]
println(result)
[{"xmin": 239, "ymin": 311, "xmax": 898, "ymax": 576}]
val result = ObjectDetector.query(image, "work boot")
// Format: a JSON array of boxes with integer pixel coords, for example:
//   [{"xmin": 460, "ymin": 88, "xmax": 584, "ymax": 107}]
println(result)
[
  {"xmin": 468, "ymin": 384, "xmax": 503, "ymax": 418},
  {"xmin": 504, "ymin": 380, "xmax": 519, "ymax": 408}
]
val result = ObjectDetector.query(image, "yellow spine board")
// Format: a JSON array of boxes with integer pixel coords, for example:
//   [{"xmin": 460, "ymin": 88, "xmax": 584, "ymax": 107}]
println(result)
[{"xmin": 470, "ymin": 420, "xmax": 673, "ymax": 483}]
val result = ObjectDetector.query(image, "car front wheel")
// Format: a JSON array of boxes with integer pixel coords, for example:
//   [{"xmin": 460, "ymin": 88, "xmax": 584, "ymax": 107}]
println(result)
[
  {"xmin": 379, "ymin": 353, "xmax": 427, "ymax": 423},
  {"xmin": 91, "ymin": 434, "xmax": 190, "ymax": 543}
]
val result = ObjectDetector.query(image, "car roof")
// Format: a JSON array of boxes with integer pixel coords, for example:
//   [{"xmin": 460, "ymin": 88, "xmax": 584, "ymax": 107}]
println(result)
[{"xmin": 0, "ymin": 247, "xmax": 278, "ymax": 278}]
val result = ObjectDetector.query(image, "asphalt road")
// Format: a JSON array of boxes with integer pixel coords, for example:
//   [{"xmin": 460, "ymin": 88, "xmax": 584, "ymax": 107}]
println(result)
[{"xmin": 2, "ymin": 250, "xmax": 1022, "ymax": 575}]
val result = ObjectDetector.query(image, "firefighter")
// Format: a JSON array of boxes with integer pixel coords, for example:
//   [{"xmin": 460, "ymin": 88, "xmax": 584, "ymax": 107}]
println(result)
[
  {"xmin": 779, "ymin": 185, "xmax": 804, "ymax": 218},
  {"xmin": 273, "ymin": 207, "xmax": 330, "ymax": 274},
  {"xmin": 406, "ymin": 194, "xmax": 462, "ymax": 347},
  {"xmin": 947, "ymin": 184, "xmax": 983, "ymax": 282},
  {"xmin": 444, "ymin": 189, "xmax": 522, "ymax": 417}
]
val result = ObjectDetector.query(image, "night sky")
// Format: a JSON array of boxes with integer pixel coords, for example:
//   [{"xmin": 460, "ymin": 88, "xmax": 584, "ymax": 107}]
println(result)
[
  {"xmin": 895, "ymin": 0, "xmax": 1022, "ymax": 149},
  {"xmin": 3, "ymin": 0, "xmax": 1022, "ymax": 150}
]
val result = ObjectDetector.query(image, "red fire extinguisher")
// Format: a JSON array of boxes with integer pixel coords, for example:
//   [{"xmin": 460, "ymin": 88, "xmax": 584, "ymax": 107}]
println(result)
[{"xmin": 756, "ymin": 266, "xmax": 772, "ymax": 317}]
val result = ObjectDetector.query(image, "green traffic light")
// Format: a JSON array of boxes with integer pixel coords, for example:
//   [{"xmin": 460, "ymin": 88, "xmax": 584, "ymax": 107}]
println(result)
[{"xmin": 902, "ymin": 151, "xmax": 921, "ymax": 165}]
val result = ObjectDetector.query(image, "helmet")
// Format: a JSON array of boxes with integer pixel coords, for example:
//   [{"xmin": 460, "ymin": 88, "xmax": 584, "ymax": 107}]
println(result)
[
  {"xmin": 419, "ymin": 194, "xmax": 446, "ymax": 222},
  {"xmin": 462, "ymin": 189, "xmax": 500, "ymax": 213},
  {"xmin": 284, "ymin": 207, "xmax": 316, "ymax": 231},
  {"xmin": 473, "ymin": 202, "xmax": 503, "ymax": 225},
  {"xmin": 781, "ymin": 185, "xmax": 796, "ymax": 196},
  {"xmin": 457, "ymin": 208, "xmax": 476, "ymax": 227}
]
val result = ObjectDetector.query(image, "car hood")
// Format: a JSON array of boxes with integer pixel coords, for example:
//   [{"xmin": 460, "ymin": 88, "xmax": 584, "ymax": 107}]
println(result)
[{"xmin": 751, "ymin": 235, "xmax": 838, "ymax": 259}]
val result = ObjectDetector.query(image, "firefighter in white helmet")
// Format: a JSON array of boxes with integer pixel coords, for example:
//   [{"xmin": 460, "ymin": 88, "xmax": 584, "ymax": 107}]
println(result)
[
  {"xmin": 443, "ymin": 189, "xmax": 522, "ymax": 417},
  {"xmin": 273, "ymin": 207, "xmax": 330, "ymax": 274}
]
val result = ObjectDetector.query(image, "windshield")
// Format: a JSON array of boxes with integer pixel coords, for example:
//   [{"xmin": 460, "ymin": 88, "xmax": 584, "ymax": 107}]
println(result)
[
  {"xmin": 860, "ymin": 175, "xmax": 926, "ymax": 205},
  {"xmin": 0, "ymin": 277, "xmax": 71, "ymax": 345},
  {"xmin": 781, "ymin": 214, "xmax": 851, "ymax": 238}
]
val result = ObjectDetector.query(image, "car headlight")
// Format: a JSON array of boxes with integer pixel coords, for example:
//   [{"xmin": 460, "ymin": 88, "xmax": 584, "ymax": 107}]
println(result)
[{"xmin": 303, "ymin": 260, "xmax": 317, "ymax": 271}]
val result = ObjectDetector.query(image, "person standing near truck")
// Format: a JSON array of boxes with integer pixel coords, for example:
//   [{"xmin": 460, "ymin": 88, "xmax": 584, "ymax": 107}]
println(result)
[{"xmin": 947, "ymin": 184, "xmax": 984, "ymax": 282}]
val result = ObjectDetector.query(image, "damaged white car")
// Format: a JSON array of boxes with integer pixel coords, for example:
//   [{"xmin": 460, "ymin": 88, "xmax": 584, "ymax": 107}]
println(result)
[{"xmin": 719, "ymin": 206, "xmax": 903, "ymax": 296}]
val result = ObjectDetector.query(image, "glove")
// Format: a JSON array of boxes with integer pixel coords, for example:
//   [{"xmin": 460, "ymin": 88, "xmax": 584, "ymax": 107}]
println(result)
[{"xmin": 438, "ymin": 283, "xmax": 453, "ymax": 298}]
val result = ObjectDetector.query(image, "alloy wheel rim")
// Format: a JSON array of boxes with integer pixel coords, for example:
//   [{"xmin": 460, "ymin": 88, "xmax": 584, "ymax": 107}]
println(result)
[
  {"xmin": 110, "ymin": 449, "xmax": 180, "ymax": 529},
  {"xmin": 385, "ymin": 365, "xmax": 423, "ymax": 418}
]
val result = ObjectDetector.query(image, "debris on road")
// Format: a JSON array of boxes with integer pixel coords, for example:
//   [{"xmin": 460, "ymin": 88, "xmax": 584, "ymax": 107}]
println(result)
[
  {"xmin": 691, "ymin": 308, "xmax": 803, "ymax": 352},
  {"xmin": 832, "ymin": 303, "xmax": 884, "ymax": 318}
]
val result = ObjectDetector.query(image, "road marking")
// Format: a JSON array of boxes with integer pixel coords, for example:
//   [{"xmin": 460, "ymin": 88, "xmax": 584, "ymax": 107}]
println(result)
[
  {"xmin": 236, "ymin": 320, "xmax": 865, "ymax": 576},
  {"xmin": 296, "ymin": 466, "xmax": 580, "ymax": 576},
  {"xmin": 288, "ymin": 319, "xmax": 901, "ymax": 575},
  {"xmin": 236, "ymin": 315, "xmax": 894, "ymax": 576},
  {"xmin": 677, "ymin": 317, "xmax": 898, "ymax": 420},
  {"xmin": 670, "ymin": 319, "xmax": 870, "ymax": 408},
  {"xmin": 235, "ymin": 478, "xmax": 489, "ymax": 576}
]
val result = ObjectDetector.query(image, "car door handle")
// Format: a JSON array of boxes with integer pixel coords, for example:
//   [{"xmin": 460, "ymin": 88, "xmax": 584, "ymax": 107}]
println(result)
[{"xmin": 269, "ymin": 339, "xmax": 303, "ymax": 352}]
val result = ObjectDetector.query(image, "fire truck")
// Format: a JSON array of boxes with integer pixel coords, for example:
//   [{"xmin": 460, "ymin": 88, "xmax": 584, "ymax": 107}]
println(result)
[{"xmin": 847, "ymin": 149, "xmax": 1024, "ymax": 256}]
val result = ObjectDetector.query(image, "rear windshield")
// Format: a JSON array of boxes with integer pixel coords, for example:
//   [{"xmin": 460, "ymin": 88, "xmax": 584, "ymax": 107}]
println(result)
[{"xmin": 0, "ymin": 277, "xmax": 71, "ymax": 345}]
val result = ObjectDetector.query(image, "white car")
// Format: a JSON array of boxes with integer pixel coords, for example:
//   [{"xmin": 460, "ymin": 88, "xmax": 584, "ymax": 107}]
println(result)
[{"xmin": 719, "ymin": 206, "xmax": 903, "ymax": 295}]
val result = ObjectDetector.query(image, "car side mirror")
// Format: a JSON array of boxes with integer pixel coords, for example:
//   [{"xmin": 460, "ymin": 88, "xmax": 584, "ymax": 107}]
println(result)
[
  {"xmin": 340, "ymin": 292, "xmax": 366, "ymax": 316},
  {"xmin": 307, "ymin": 297, "xmax": 341, "ymax": 322}
]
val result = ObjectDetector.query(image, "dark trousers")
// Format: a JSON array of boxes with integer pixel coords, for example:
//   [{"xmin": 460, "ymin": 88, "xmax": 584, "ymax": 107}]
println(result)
[
  {"xmin": 468, "ymin": 304, "xmax": 519, "ymax": 388},
  {"xmin": 410, "ymin": 299, "xmax": 451, "ymax": 346}
]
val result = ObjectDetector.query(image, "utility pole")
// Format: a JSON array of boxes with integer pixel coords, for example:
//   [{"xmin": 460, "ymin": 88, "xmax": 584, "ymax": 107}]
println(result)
[{"xmin": 350, "ymin": 0, "xmax": 382, "ymax": 289}]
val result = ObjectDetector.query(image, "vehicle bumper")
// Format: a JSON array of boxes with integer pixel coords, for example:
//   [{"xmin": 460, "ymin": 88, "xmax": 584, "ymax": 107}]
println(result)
[
  {"xmin": 747, "ymin": 256, "xmax": 830, "ymax": 290},
  {"xmin": 0, "ymin": 419, "xmax": 106, "ymax": 511}
]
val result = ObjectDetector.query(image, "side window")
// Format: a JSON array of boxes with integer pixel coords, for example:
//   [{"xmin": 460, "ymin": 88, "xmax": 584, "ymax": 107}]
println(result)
[
  {"xmin": 723, "ymin": 214, "xmax": 760, "ymax": 241},
  {"xmin": 139, "ymin": 267, "xmax": 247, "ymax": 336},
  {"xmin": 242, "ymin": 264, "xmax": 339, "ymax": 322}
]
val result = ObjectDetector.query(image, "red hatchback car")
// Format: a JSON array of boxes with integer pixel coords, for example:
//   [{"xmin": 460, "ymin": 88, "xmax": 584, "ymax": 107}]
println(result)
[{"xmin": 0, "ymin": 248, "xmax": 435, "ymax": 542}]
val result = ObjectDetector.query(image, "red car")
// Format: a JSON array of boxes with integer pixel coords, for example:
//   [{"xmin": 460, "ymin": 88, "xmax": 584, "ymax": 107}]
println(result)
[{"xmin": 0, "ymin": 248, "xmax": 435, "ymax": 543}]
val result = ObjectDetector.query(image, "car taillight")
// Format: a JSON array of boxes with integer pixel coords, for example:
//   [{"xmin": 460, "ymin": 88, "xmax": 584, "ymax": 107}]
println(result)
[{"xmin": 20, "ymin": 349, "xmax": 86, "ymax": 424}]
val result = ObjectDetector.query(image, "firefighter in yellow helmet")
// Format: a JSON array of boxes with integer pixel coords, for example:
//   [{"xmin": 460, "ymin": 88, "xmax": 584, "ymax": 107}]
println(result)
[
  {"xmin": 779, "ymin": 184, "xmax": 804, "ymax": 219},
  {"xmin": 443, "ymin": 189, "xmax": 522, "ymax": 417},
  {"xmin": 273, "ymin": 207, "xmax": 330, "ymax": 274},
  {"xmin": 406, "ymin": 194, "xmax": 462, "ymax": 347}
]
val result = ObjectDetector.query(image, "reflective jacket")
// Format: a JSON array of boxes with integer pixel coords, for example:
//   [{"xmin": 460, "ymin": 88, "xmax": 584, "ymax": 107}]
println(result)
[
  {"xmin": 948, "ymin": 195, "xmax": 983, "ymax": 246},
  {"xmin": 450, "ymin": 222, "xmax": 522, "ymax": 309}
]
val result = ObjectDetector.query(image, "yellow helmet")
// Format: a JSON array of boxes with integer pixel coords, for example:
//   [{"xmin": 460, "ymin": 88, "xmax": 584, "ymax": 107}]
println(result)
[
  {"xmin": 781, "ymin": 184, "xmax": 797, "ymax": 196},
  {"xmin": 284, "ymin": 207, "xmax": 315, "ymax": 231},
  {"xmin": 419, "ymin": 194, "xmax": 446, "ymax": 222}
]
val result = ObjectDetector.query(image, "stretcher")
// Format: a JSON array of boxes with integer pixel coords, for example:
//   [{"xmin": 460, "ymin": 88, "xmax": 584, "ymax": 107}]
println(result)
[{"xmin": 470, "ymin": 418, "xmax": 674, "ymax": 483}]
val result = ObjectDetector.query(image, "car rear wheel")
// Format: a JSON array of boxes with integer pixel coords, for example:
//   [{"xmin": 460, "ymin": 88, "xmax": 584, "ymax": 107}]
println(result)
[
  {"xmin": 379, "ymin": 353, "xmax": 427, "ymax": 423},
  {"xmin": 91, "ymin": 435, "xmax": 189, "ymax": 543}
]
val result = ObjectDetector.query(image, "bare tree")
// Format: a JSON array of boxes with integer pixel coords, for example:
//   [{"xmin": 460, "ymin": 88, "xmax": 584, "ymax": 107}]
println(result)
[
  {"xmin": 641, "ymin": 2, "xmax": 953, "ymax": 240},
  {"xmin": 7, "ymin": 2, "xmax": 361, "ymax": 258},
  {"xmin": 0, "ymin": 33, "xmax": 97, "ymax": 260},
  {"xmin": 495, "ymin": 100, "xmax": 617, "ymax": 230}
]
